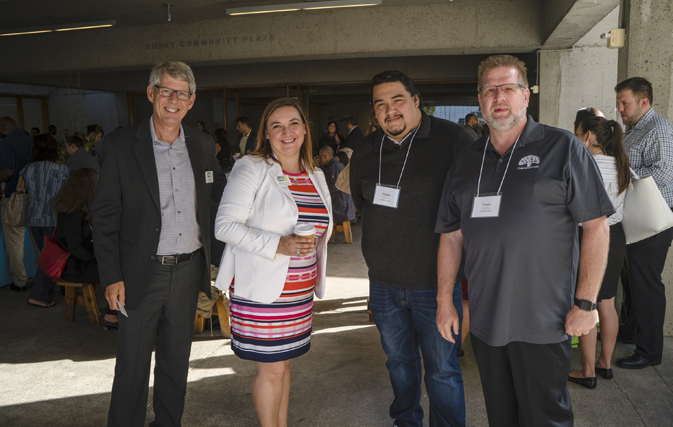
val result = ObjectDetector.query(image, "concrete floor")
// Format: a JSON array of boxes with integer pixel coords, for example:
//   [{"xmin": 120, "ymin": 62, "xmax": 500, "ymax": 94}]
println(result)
[{"xmin": 1, "ymin": 223, "xmax": 672, "ymax": 426}]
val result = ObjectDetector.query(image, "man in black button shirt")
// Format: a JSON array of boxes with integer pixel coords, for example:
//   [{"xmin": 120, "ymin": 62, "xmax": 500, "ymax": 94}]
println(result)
[
  {"xmin": 436, "ymin": 55, "xmax": 613, "ymax": 427},
  {"xmin": 350, "ymin": 71, "xmax": 474, "ymax": 427}
]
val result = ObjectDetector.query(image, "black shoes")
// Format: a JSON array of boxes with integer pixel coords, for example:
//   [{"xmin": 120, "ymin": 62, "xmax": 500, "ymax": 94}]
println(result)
[
  {"xmin": 102, "ymin": 319, "xmax": 119, "ymax": 331},
  {"xmin": 616, "ymin": 353, "xmax": 661, "ymax": 369},
  {"xmin": 567, "ymin": 375, "xmax": 597, "ymax": 389},
  {"xmin": 10, "ymin": 283, "xmax": 27, "ymax": 292},
  {"xmin": 595, "ymin": 367, "xmax": 613, "ymax": 379}
]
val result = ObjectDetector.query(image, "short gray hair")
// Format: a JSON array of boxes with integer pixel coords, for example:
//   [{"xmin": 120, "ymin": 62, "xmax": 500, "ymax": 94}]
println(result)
[
  {"xmin": 149, "ymin": 61, "xmax": 196, "ymax": 95},
  {"xmin": 319, "ymin": 146, "xmax": 334, "ymax": 157}
]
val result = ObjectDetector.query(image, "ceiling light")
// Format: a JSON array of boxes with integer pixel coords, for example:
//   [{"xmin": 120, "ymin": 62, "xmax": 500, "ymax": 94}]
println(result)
[
  {"xmin": 0, "ymin": 20, "xmax": 116, "ymax": 37},
  {"xmin": 226, "ymin": 0, "xmax": 381, "ymax": 16}
]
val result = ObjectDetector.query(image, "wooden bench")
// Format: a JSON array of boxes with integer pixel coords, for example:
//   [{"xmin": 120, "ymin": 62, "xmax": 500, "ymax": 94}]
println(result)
[
  {"xmin": 56, "ymin": 281, "xmax": 101, "ymax": 325},
  {"xmin": 329, "ymin": 220, "xmax": 353, "ymax": 244},
  {"xmin": 194, "ymin": 295, "xmax": 231, "ymax": 338}
]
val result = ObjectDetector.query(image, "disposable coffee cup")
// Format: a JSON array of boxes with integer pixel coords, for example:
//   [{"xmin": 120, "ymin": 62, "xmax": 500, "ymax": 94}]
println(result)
[{"xmin": 294, "ymin": 223, "xmax": 316, "ymax": 244}]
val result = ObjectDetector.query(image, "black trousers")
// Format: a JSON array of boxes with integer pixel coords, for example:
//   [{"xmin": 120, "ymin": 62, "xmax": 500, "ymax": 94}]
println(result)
[
  {"xmin": 626, "ymin": 227, "xmax": 673, "ymax": 360},
  {"xmin": 108, "ymin": 251, "xmax": 204, "ymax": 427},
  {"xmin": 471, "ymin": 334, "xmax": 573, "ymax": 427}
]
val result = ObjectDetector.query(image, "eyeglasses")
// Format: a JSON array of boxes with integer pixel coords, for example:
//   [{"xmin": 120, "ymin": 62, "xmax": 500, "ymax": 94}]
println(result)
[
  {"xmin": 478, "ymin": 83, "xmax": 525, "ymax": 97},
  {"xmin": 154, "ymin": 85, "xmax": 192, "ymax": 101}
]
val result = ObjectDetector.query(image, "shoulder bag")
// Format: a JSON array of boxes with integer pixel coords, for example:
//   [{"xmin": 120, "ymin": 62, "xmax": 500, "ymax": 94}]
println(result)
[
  {"xmin": 2, "ymin": 176, "xmax": 28, "ymax": 227},
  {"xmin": 39, "ymin": 228, "xmax": 71, "ymax": 279},
  {"xmin": 621, "ymin": 169, "xmax": 673, "ymax": 244}
]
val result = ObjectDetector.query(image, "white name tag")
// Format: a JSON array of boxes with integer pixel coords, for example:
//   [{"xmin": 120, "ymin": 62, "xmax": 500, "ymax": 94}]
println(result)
[
  {"xmin": 276, "ymin": 175, "xmax": 292, "ymax": 187},
  {"xmin": 373, "ymin": 184, "xmax": 400, "ymax": 208},
  {"xmin": 205, "ymin": 171, "xmax": 214, "ymax": 184},
  {"xmin": 471, "ymin": 194, "xmax": 502, "ymax": 218}
]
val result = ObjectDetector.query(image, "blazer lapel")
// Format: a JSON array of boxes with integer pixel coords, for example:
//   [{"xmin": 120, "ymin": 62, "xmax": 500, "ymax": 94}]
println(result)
[
  {"xmin": 132, "ymin": 120, "xmax": 161, "ymax": 212},
  {"xmin": 267, "ymin": 162, "xmax": 296, "ymax": 205}
]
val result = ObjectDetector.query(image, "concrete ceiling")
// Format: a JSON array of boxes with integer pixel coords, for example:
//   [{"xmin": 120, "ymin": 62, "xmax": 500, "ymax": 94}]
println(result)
[{"xmin": 0, "ymin": 0, "xmax": 490, "ymax": 30}]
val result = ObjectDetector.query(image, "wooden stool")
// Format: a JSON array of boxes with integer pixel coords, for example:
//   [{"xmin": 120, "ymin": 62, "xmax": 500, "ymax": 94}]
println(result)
[
  {"xmin": 194, "ymin": 295, "xmax": 231, "ymax": 338},
  {"xmin": 330, "ymin": 221, "xmax": 353, "ymax": 244},
  {"xmin": 57, "ymin": 281, "xmax": 101, "ymax": 325}
]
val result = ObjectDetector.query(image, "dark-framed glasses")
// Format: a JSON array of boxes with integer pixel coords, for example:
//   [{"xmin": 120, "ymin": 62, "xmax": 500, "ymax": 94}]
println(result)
[
  {"xmin": 154, "ymin": 85, "xmax": 192, "ymax": 101},
  {"xmin": 478, "ymin": 83, "xmax": 525, "ymax": 97}
]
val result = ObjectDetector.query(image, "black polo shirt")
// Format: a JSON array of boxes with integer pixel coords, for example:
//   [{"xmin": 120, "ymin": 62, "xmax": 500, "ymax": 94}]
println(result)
[
  {"xmin": 435, "ymin": 116, "xmax": 614, "ymax": 346},
  {"xmin": 350, "ymin": 112, "xmax": 474, "ymax": 289}
]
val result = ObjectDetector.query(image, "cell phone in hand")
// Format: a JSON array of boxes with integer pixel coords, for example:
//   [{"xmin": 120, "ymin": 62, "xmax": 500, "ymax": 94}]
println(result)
[{"xmin": 117, "ymin": 296, "xmax": 128, "ymax": 317}]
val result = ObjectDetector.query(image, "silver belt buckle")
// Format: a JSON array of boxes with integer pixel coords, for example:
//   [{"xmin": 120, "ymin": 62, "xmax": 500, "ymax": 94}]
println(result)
[{"xmin": 161, "ymin": 256, "xmax": 177, "ymax": 265}]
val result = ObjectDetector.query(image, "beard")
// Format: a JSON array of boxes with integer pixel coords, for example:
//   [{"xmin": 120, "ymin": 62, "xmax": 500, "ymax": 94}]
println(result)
[
  {"xmin": 483, "ymin": 103, "xmax": 527, "ymax": 132},
  {"xmin": 383, "ymin": 115, "xmax": 406, "ymax": 136}
]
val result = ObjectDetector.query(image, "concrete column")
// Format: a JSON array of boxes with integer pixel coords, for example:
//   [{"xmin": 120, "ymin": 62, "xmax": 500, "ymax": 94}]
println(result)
[
  {"xmin": 539, "ymin": 7, "xmax": 620, "ymax": 131},
  {"xmin": 619, "ymin": 0, "xmax": 673, "ymax": 337}
]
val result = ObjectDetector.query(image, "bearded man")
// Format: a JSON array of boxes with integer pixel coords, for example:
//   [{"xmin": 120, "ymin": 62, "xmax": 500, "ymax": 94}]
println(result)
[{"xmin": 435, "ymin": 55, "xmax": 614, "ymax": 427}]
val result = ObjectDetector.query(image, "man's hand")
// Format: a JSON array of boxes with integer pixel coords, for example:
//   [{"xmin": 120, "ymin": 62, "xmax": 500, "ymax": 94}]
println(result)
[
  {"xmin": 565, "ymin": 305, "xmax": 598, "ymax": 336},
  {"xmin": 105, "ymin": 281, "xmax": 126, "ymax": 311},
  {"xmin": 436, "ymin": 299, "xmax": 460, "ymax": 343}
]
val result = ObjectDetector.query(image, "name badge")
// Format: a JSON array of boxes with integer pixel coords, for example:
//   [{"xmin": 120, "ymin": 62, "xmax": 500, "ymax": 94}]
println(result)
[
  {"xmin": 471, "ymin": 194, "xmax": 502, "ymax": 218},
  {"xmin": 373, "ymin": 184, "xmax": 401, "ymax": 209},
  {"xmin": 276, "ymin": 175, "xmax": 292, "ymax": 187},
  {"xmin": 205, "ymin": 171, "xmax": 214, "ymax": 184}
]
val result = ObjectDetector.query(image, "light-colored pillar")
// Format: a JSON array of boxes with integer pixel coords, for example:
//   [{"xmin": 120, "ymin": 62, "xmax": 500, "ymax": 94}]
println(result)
[{"xmin": 539, "ymin": 7, "xmax": 619, "ymax": 132}]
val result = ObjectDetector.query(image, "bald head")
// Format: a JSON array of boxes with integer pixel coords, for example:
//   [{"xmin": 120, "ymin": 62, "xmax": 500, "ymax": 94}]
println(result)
[{"xmin": 0, "ymin": 117, "xmax": 19, "ymax": 135}]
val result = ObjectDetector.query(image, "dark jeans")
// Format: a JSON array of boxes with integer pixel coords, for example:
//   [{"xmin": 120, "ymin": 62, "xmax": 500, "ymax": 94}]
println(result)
[
  {"xmin": 28, "ymin": 226, "xmax": 55, "ymax": 303},
  {"xmin": 626, "ymin": 226, "xmax": 673, "ymax": 360},
  {"xmin": 471, "ymin": 334, "xmax": 573, "ymax": 427},
  {"xmin": 369, "ymin": 281, "xmax": 465, "ymax": 427},
  {"xmin": 108, "ymin": 252, "xmax": 204, "ymax": 427}
]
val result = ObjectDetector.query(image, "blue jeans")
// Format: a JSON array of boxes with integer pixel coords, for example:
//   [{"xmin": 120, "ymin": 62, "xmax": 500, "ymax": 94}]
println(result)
[{"xmin": 369, "ymin": 281, "xmax": 465, "ymax": 427}]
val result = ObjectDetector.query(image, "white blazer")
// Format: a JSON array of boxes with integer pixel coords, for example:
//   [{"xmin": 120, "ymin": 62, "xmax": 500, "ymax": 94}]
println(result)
[{"xmin": 214, "ymin": 156, "xmax": 334, "ymax": 304}]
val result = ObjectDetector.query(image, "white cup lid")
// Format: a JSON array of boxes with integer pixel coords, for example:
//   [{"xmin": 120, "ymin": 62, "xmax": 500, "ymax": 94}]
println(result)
[{"xmin": 294, "ymin": 223, "xmax": 316, "ymax": 236}]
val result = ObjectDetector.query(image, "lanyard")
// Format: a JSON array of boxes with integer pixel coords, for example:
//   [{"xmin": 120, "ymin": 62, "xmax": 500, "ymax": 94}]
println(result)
[
  {"xmin": 378, "ymin": 125, "xmax": 421, "ymax": 188},
  {"xmin": 476, "ymin": 133, "xmax": 522, "ymax": 197}
]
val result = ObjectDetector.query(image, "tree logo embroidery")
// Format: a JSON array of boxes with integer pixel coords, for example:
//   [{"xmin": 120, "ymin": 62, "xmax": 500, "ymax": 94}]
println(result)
[{"xmin": 518, "ymin": 155, "xmax": 540, "ymax": 170}]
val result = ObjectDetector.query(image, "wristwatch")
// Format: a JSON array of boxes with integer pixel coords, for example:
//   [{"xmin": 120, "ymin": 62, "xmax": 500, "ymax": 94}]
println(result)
[{"xmin": 574, "ymin": 298, "xmax": 597, "ymax": 311}]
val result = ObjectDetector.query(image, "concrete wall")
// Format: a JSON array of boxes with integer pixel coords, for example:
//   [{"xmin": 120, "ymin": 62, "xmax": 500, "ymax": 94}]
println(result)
[
  {"xmin": 618, "ymin": 0, "xmax": 673, "ymax": 337},
  {"xmin": 0, "ymin": 1, "xmax": 541, "ymax": 81},
  {"xmin": 539, "ymin": 7, "xmax": 620, "ymax": 131}
]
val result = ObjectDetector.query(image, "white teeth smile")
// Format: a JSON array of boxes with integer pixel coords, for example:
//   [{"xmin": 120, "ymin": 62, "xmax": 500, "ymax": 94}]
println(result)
[
  {"xmin": 165, "ymin": 108, "xmax": 178, "ymax": 113},
  {"xmin": 282, "ymin": 139, "xmax": 295, "ymax": 143}
]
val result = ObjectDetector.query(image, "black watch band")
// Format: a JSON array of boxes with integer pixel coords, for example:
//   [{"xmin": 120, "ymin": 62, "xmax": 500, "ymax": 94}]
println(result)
[{"xmin": 574, "ymin": 298, "xmax": 597, "ymax": 311}]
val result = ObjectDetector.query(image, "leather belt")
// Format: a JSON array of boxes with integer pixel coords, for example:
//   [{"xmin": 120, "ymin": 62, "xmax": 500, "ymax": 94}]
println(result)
[{"xmin": 152, "ymin": 249, "xmax": 200, "ymax": 265}]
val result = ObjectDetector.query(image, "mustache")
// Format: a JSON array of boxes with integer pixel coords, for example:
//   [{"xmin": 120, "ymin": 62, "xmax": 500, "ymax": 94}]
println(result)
[
  {"xmin": 385, "ymin": 114, "xmax": 403, "ymax": 123},
  {"xmin": 490, "ymin": 102, "xmax": 510, "ymax": 111}
]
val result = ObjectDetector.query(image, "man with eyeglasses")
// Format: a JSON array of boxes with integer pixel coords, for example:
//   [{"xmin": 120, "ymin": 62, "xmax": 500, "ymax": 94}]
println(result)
[
  {"xmin": 93, "ymin": 61, "xmax": 225, "ymax": 427},
  {"xmin": 435, "ymin": 55, "xmax": 613, "ymax": 426}
]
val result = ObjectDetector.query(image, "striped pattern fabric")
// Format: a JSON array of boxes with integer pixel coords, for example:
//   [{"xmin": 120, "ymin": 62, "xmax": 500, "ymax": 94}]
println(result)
[{"xmin": 229, "ymin": 170, "xmax": 329, "ymax": 362}]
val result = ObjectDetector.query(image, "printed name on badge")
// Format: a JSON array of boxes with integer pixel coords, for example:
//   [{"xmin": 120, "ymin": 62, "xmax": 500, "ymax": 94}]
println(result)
[
  {"xmin": 205, "ymin": 170, "xmax": 214, "ymax": 183},
  {"xmin": 373, "ymin": 184, "xmax": 401, "ymax": 209},
  {"xmin": 471, "ymin": 194, "xmax": 502, "ymax": 218}
]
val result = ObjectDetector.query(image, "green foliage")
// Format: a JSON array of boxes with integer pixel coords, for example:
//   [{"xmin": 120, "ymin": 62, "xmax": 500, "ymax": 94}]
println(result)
[{"xmin": 423, "ymin": 106, "xmax": 436, "ymax": 116}]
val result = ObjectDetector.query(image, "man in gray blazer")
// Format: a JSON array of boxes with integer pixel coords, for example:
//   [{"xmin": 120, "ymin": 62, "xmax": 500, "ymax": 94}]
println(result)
[{"xmin": 93, "ymin": 61, "xmax": 225, "ymax": 427}]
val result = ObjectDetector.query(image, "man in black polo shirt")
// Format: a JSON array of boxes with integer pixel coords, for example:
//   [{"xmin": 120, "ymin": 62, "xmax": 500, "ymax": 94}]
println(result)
[
  {"xmin": 435, "ymin": 55, "xmax": 614, "ymax": 426},
  {"xmin": 350, "ymin": 70, "xmax": 474, "ymax": 427}
]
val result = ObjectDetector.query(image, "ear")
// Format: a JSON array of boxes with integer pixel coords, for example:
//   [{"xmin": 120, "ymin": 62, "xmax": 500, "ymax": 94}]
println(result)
[
  {"xmin": 187, "ymin": 93, "xmax": 196, "ymax": 111},
  {"xmin": 413, "ymin": 95, "xmax": 420, "ymax": 108},
  {"xmin": 523, "ymin": 88, "xmax": 530, "ymax": 106},
  {"xmin": 146, "ymin": 85, "xmax": 154, "ymax": 103},
  {"xmin": 640, "ymin": 97, "xmax": 650, "ymax": 109}
]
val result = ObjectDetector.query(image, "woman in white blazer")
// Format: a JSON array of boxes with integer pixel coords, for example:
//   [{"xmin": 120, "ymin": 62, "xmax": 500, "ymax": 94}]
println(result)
[{"xmin": 214, "ymin": 98, "xmax": 333, "ymax": 427}]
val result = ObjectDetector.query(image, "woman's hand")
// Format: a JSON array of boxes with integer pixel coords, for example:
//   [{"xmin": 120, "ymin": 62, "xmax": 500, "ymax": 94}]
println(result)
[{"xmin": 277, "ymin": 235, "xmax": 316, "ymax": 256}]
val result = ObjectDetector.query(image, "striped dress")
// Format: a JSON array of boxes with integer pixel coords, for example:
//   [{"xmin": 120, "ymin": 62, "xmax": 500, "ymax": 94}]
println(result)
[{"xmin": 229, "ymin": 170, "xmax": 329, "ymax": 362}]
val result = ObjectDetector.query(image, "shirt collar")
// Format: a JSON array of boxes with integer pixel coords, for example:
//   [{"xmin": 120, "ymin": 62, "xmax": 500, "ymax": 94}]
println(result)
[
  {"xmin": 627, "ymin": 107, "xmax": 655, "ymax": 132},
  {"xmin": 348, "ymin": 125, "xmax": 358, "ymax": 135},
  {"xmin": 150, "ymin": 116, "xmax": 185, "ymax": 146},
  {"xmin": 383, "ymin": 111, "xmax": 430, "ymax": 146},
  {"xmin": 475, "ymin": 115, "xmax": 544, "ymax": 153}
]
